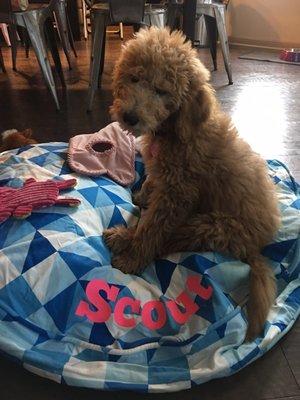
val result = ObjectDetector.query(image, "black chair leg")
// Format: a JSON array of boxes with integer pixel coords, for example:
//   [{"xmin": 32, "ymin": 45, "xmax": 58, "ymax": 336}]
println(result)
[
  {"xmin": 45, "ymin": 17, "xmax": 66, "ymax": 87},
  {"xmin": 8, "ymin": 24, "xmax": 18, "ymax": 71},
  {"xmin": 18, "ymin": 27, "xmax": 31, "ymax": 57},
  {"xmin": 87, "ymin": 12, "xmax": 107, "ymax": 111},
  {"xmin": 204, "ymin": 15, "xmax": 218, "ymax": 70},
  {"xmin": 66, "ymin": 11, "xmax": 77, "ymax": 58},
  {"xmin": 0, "ymin": 47, "xmax": 6, "ymax": 73},
  {"xmin": 182, "ymin": 0, "xmax": 197, "ymax": 43},
  {"xmin": 98, "ymin": 28, "xmax": 106, "ymax": 88},
  {"xmin": 24, "ymin": 31, "xmax": 31, "ymax": 58},
  {"xmin": 166, "ymin": 3, "xmax": 180, "ymax": 31}
]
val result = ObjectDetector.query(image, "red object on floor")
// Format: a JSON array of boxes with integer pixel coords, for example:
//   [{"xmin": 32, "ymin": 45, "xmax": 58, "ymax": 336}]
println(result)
[{"xmin": 279, "ymin": 48, "xmax": 300, "ymax": 63}]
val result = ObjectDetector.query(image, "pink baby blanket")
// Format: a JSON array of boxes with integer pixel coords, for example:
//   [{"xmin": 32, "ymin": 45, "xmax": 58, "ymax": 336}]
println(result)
[{"xmin": 68, "ymin": 122, "xmax": 135, "ymax": 186}]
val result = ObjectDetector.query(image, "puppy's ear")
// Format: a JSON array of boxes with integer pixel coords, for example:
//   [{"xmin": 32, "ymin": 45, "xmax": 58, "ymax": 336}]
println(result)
[
  {"xmin": 190, "ymin": 83, "xmax": 215, "ymax": 124},
  {"xmin": 22, "ymin": 128, "xmax": 33, "ymax": 138},
  {"xmin": 176, "ymin": 81, "xmax": 216, "ymax": 142}
]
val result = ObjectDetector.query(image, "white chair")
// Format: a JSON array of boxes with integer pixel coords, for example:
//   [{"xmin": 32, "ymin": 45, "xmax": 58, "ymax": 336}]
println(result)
[
  {"xmin": 196, "ymin": 1, "xmax": 232, "ymax": 84},
  {"xmin": 183, "ymin": 0, "xmax": 232, "ymax": 84}
]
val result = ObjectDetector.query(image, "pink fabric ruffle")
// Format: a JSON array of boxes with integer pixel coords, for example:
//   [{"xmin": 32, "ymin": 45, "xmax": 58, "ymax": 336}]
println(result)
[{"xmin": 68, "ymin": 122, "xmax": 135, "ymax": 186}]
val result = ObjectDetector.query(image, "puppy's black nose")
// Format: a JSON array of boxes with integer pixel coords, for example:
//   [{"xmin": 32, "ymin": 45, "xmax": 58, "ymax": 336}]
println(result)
[{"xmin": 123, "ymin": 112, "xmax": 139, "ymax": 126}]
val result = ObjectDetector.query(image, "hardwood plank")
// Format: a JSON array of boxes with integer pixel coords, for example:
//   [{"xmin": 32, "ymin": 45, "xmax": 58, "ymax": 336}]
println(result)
[
  {"xmin": 175, "ymin": 344, "xmax": 300, "ymax": 400},
  {"xmin": 271, "ymin": 397, "xmax": 300, "ymax": 400},
  {"xmin": 281, "ymin": 318, "xmax": 300, "ymax": 387}
]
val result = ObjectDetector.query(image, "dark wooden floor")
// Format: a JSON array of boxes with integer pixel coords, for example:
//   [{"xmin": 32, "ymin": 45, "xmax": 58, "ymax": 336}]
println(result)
[
  {"xmin": 0, "ymin": 28, "xmax": 299, "ymax": 400},
  {"xmin": 0, "ymin": 31, "xmax": 300, "ymax": 184}
]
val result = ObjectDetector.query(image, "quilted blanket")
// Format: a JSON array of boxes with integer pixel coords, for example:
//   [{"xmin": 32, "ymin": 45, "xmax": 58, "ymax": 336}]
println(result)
[{"xmin": 0, "ymin": 143, "xmax": 299, "ymax": 393}]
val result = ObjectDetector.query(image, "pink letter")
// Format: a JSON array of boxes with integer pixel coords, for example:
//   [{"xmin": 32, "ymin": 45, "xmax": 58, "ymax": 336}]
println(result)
[
  {"xmin": 166, "ymin": 291, "xmax": 199, "ymax": 325},
  {"xmin": 76, "ymin": 279, "xmax": 119, "ymax": 323},
  {"xmin": 141, "ymin": 300, "xmax": 167, "ymax": 330},
  {"xmin": 187, "ymin": 275, "xmax": 213, "ymax": 300},
  {"xmin": 114, "ymin": 297, "xmax": 141, "ymax": 328}
]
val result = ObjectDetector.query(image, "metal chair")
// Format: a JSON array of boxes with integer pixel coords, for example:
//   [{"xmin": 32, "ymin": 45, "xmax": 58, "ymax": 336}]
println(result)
[
  {"xmin": 144, "ymin": 2, "xmax": 168, "ymax": 28},
  {"xmin": 183, "ymin": 0, "xmax": 232, "ymax": 85},
  {"xmin": 0, "ymin": 0, "xmax": 65, "ymax": 109},
  {"xmin": 28, "ymin": 0, "xmax": 77, "ymax": 69},
  {"xmin": 165, "ymin": 0, "xmax": 184, "ymax": 31},
  {"xmin": 200, "ymin": 1, "xmax": 232, "ymax": 84},
  {"xmin": 87, "ymin": 0, "xmax": 147, "ymax": 111},
  {"xmin": 53, "ymin": 0, "xmax": 77, "ymax": 65},
  {"xmin": 83, "ymin": 1, "xmax": 124, "ymax": 41}
]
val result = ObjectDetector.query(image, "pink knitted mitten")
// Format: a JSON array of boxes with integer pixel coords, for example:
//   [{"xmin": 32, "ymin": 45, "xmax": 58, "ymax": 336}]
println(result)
[{"xmin": 0, "ymin": 178, "xmax": 80, "ymax": 223}]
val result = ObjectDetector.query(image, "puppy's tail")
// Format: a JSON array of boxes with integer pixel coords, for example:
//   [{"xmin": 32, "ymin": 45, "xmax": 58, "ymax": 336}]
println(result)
[{"xmin": 246, "ymin": 255, "xmax": 276, "ymax": 341}]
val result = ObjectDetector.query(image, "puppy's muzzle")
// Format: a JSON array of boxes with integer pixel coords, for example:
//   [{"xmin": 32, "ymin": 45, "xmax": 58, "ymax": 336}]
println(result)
[{"xmin": 123, "ymin": 112, "xmax": 139, "ymax": 126}]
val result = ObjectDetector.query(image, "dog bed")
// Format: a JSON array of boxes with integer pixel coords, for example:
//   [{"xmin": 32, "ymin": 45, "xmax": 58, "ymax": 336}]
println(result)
[{"xmin": 0, "ymin": 143, "xmax": 299, "ymax": 393}]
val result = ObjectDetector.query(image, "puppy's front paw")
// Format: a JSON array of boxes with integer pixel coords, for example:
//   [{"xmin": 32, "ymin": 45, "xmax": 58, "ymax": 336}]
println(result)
[
  {"xmin": 103, "ymin": 226, "xmax": 133, "ymax": 254},
  {"xmin": 111, "ymin": 252, "xmax": 142, "ymax": 275},
  {"xmin": 132, "ymin": 191, "xmax": 148, "ymax": 209}
]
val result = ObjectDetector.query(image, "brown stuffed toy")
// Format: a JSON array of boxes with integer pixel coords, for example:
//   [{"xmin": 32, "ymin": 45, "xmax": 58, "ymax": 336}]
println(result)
[{"xmin": 0, "ymin": 128, "xmax": 38, "ymax": 152}]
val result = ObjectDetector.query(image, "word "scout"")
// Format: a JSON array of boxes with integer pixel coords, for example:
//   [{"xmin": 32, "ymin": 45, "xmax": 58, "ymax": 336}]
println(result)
[{"xmin": 76, "ymin": 275, "xmax": 213, "ymax": 330}]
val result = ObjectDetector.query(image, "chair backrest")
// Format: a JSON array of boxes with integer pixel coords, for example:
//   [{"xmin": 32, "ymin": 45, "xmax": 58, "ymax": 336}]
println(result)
[
  {"xmin": 0, "ymin": 0, "xmax": 12, "ymax": 14},
  {"xmin": 0, "ymin": 0, "xmax": 13, "ymax": 24},
  {"xmin": 109, "ymin": 0, "xmax": 145, "ymax": 24}
]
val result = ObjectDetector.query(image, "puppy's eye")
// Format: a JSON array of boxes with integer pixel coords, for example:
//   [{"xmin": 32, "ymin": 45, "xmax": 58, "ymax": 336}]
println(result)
[
  {"xmin": 131, "ymin": 76, "xmax": 139, "ymax": 83},
  {"xmin": 155, "ymin": 88, "xmax": 167, "ymax": 96}
]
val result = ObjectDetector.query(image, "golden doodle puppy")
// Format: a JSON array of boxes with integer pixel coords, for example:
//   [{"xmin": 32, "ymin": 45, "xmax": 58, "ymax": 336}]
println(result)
[{"xmin": 103, "ymin": 27, "xmax": 280, "ymax": 340}]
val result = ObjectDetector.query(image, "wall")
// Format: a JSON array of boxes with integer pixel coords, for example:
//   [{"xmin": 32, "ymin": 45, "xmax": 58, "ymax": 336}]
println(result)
[{"xmin": 227, "ymin": 0, "xmax": 300, "ymax": 48}]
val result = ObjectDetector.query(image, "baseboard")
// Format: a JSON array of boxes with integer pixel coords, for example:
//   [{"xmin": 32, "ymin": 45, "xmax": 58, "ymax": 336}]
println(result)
[{"xmin": 228, "ymin": 37, "xmax": 300, "ymax": 50}]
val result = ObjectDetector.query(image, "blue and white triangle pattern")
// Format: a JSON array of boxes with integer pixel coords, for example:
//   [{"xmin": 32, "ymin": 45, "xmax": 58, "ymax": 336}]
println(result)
[{"xmin": 0, "ymin": 143, "xmax": 299, "ymax": 393}]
